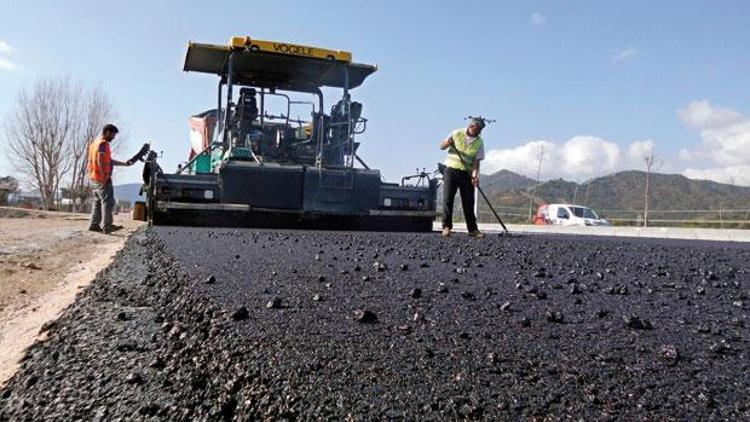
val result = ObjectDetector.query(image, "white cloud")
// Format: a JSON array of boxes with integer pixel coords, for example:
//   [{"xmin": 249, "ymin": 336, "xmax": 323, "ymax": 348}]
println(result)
[
  {"xmin": 529, "ymin": 13, "xmax": 546, "ymax": 27},
  {"xmin": 484, "ymin": 136, "xmax": 631, "ymax": 181},
  {"xmin": 612, "ymin": 47, "xmax": 637, "ymax": 63},
  {"xmin": 683, "ymin": 166, "xmax": 750, "ymax": 186},
  {"xmin": 677, "ymin": 100, "xmax": 750, "ymax": 185},
  {"xmin": 485, "ymin": 140, "xmax": 555, "ymax": 177},
  {"xmin": 0, "ymin": 59, "xmax": 17, "ymax": 71},
  {"xmin": 479, "ymin": 101, "xmax": 750, "ymax": 187},
  {"xmin": 0, "ymin": 40, "xmax": 13, "ymax": 54},
  {"xmin": 678, "ymin": 100, "xmax": 750, "ymax": 167},
  {"xmin": 678, "ymin": 148, "xmax": 696, "ymax": 162},
  {"xmin": 0, "ymin": 40, "xmax": 16, "ymax": 71},
  {"xmin": 678, "ymin": 100, "xmax": 743, "ymax": 130},
  {"xmin": 628, "ymin": 140, "xmax": 655, "ymax": 160},
  {"xmin": 561, "ymin": 136, "xmax": 621, "ymax": 175}
]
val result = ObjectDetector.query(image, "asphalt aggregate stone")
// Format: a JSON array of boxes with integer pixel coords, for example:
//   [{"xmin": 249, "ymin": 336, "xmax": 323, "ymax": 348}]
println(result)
[
  {"xmin": 1, "ymin": 227, "xmax": 748, "ymax": 420},
  {"xmin": 265, "ymin": 297, "xmax": 282, "ymax": 309}
]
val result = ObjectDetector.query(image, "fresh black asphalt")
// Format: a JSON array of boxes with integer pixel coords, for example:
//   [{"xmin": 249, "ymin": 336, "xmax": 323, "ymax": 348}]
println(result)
[{"xmin": 1, "ymin": 227, "xmax": 748, "ymax": 420}]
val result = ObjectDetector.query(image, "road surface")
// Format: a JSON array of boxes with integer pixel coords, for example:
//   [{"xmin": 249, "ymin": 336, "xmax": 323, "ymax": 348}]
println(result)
[{"xmin": 1, "ymin": 226, "xmax": 747, "ymax": 419}]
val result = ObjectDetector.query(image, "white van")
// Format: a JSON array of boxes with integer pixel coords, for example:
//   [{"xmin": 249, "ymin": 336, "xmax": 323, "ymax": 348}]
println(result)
[{"xmin": 535, "ymin": 204, "xmax": 611, "ymax": 227}]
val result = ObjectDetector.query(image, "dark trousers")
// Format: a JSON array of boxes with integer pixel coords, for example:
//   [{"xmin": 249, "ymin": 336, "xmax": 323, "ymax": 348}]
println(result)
[{"xmin": 442, "ymin": 167, "xmax": 478, "ymax": 232}]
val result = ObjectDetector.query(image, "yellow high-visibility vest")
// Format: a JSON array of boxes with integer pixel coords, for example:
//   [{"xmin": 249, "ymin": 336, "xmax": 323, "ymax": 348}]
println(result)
[{"xmin": 444, "ymin": 129, "xmax": 483, "ymax": 172}]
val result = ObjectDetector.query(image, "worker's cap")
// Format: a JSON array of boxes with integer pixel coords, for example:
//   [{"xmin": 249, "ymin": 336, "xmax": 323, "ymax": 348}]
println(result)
[
  {"xmin": 468, "ymin": 117, "xmax": 486, "ymax": 129},
  {"xmin": 102, "ymin": 123, "xmax": 119, "ymax": 134}
]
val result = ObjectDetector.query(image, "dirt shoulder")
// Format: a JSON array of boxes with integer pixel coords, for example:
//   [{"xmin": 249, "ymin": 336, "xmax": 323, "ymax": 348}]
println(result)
[{"xmin": 0, "ymin": 207, "xmax": 141, "ymax": 386}]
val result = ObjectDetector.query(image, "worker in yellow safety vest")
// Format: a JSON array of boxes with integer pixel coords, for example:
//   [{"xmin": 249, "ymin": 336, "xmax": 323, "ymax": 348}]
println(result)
[
  {"xmin": 439, "ymin": 118, "xmax": 486, "ymax": 238},
  {"xmin": 87, "ymin": 124, "xmax": 135, "ymax": 234}
]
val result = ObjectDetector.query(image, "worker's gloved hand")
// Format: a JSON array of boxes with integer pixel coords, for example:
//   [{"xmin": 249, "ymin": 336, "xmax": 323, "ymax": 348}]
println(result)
[{"xmin": 126, "ymin": 159, "xmax": 135, "ymax": 166}]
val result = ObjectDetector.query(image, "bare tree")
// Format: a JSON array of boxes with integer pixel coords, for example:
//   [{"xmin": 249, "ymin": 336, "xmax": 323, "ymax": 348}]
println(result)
[
  {"xmin": 642, "ymin": 147, "xmax": 663, "ymax": 227},
  {"xmin": 68, "ymin": 87, "xmax": 115, "ymax": 211},
  {"xmin": 527, "ymin": 144, "xmax": 545, "ymax": 222},
  {"xmin": 3, "ymin": 79, "xmax": 119, "ymax": 212},
  {"xmin": 4, "ymin": 79, "xmax": 80, "ymax": 210}
]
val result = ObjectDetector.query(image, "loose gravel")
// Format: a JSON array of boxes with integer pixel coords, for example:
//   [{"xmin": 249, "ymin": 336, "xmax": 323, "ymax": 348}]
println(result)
[{"xmin": 1, "ymin": 227, "xmax": 748, "ymax": 420}]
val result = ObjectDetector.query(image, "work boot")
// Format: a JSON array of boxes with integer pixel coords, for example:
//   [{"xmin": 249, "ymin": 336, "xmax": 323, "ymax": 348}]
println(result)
[
  {"xmin": 88, "ymin": 226, "xmax": 103, "ymax": 233},
  {"xmin": 467, "ymin": 230, "xmax": 485, "ymax": 239},
  {"xmin": 441, "ymin": 227, "xmax": 452, "ymax": 237},
  {"xmin": 103, "ymin": 224, "xmax": 124, "ymax": 234}
]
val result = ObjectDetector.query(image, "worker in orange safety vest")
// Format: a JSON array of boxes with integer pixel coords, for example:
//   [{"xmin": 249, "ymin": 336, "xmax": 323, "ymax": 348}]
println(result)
[{"xmin": 87, "ymin": 124, "xmax": 134, "ymax": 234}]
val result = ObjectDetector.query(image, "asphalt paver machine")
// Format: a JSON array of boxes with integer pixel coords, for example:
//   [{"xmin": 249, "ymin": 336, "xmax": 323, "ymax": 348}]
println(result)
[{"xmin": 141, "ymin": 36, "xmax": 438, "ymax": 231}]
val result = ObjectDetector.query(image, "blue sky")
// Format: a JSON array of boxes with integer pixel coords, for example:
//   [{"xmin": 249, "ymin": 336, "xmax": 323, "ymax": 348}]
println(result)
[{"xmin": 1, "ymin": 1, "xmax": 749, "ymax": 185}]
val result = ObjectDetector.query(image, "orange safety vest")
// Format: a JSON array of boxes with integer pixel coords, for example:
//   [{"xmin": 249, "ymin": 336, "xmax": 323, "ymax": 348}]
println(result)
[{"xmin": 87, "ymin": 137, "xmax": 112, "ymax": 183}]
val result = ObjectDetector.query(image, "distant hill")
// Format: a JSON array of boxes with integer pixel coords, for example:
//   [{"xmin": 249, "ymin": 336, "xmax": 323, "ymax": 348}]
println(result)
[
  {"xmin": 583, "ymin": 171, "xmax": 750, "ymax": 212},
  {"xmin": 481, "ymin": 169, "xmax": 535, "ymax": 193},
  {"xmin": 114, "ymin": 183, "xmax": 143, "ymax": 205},
  {"xmin": 478, "ymin": 169, "xmax": 750, "ymax": 225}
]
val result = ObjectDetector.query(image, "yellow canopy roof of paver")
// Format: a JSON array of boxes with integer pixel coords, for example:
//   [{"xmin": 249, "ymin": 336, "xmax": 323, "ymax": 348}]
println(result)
[{"xmin": 183, "ymin": 36, "xmax": 377, "ymax": 91}]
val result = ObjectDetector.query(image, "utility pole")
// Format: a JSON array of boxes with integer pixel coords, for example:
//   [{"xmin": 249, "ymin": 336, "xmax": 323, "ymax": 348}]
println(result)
[
  {"xmin": 583, "ymin": 182, "xmax": 592, "ymax": 207},
  {"xmin": 527, "ymin": 144, "xmax": 545, "ymax": 223},
  {"xmin": 644, "ymin": 172, "xmax": 650, "ymax": 227}
]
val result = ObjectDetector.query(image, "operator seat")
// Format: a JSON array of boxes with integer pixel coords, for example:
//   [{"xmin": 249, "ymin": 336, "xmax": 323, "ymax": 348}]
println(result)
[
  {"xmin": 237, "ymin": 88, "xmax": 259, "ymax": 138},
  {"xmin": 238, "ymin": 88, "xmax": 258, "ymax": 118},
  {"xmin": 330, "ymin": 97, "xmax": 362, "ymax": 141}
]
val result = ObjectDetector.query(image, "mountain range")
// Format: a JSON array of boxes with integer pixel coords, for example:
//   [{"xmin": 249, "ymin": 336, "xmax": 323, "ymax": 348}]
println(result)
[
  {"xmin": 113, "ymin": 183, "xmax": 144, "ymax": 205},
  {"xmin": 478, "ymin": 169, "xmax": 750, "ymax": 225}
]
